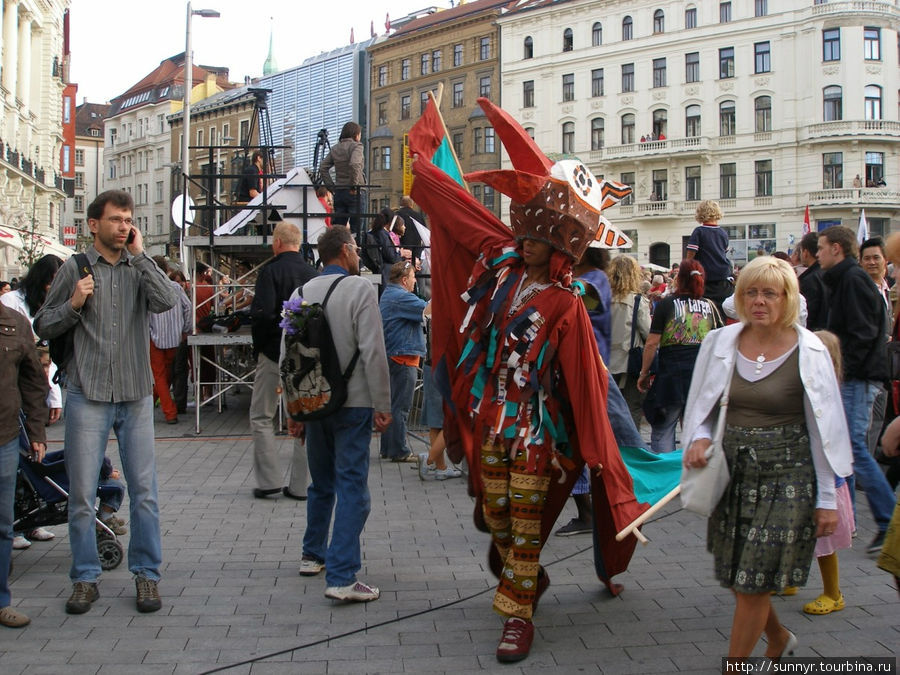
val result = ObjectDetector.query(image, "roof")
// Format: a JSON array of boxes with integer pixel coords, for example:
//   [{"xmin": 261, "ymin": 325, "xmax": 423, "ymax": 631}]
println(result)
[
  {"xmin": 390, "ymin": 0, "xmax": 517, "ymax": 37},
  {"xmin": 167, "ymin": 85, "xmax": 261, "ymax": 122},
  {"xmin": 74, "ymin": 102, "xmax": 111, "ymax": 136}
]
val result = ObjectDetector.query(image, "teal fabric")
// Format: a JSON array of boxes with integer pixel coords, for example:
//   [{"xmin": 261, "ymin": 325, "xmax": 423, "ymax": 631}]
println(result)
[{"xmin": 619, "ymin": 445, "xmax": 683, "ymax": 506}]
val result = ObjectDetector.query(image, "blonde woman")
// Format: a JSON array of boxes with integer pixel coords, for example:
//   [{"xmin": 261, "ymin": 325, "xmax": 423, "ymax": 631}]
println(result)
[{"xmin": 609, "ymin": 255, "xmax": 651, "ymax": 430}]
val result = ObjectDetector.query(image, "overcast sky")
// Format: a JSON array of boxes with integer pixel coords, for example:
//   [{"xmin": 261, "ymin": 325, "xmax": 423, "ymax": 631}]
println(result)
[{"xmin": 69, "ymin": 0, "xmax": 448, "ymax": 104}]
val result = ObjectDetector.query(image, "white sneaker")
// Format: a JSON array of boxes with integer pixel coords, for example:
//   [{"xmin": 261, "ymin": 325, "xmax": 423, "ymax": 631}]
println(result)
[
  {"xmin": 418, "ymin": 452, "xmax": 435, "ymax": 481},
  {"xmin": 299, "ymin": 555, "xmax": 325, "ymax": 576},
  {"xmin": 27, "ymin": 527, "xmax": 55, "ymax": 541},
  {"xmin": 324, "ymin": 580, "xmax": 380, "ymax": 602},
  {"xmin": 12, "ymin": 536, "xmax": 31, "ymax": 550},
  {"xmin": 434, "ymin": 466, "xmax": 462, "ymax": 480}
]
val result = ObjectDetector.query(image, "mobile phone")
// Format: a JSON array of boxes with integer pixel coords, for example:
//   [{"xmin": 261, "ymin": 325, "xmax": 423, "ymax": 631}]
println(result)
[{"xmin": 126, "ymin": 228, "xmax": 136, "ymax": 244}]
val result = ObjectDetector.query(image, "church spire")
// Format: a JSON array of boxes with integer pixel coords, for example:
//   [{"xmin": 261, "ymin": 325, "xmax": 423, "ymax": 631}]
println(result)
[{"xmin": 263, "ymin": 19, "xmax": 277, "ymax": 76}]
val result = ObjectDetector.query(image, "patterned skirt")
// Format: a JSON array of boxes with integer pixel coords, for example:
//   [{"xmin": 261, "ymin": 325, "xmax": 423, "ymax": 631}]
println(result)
[{"xmin": 707, "ymin": 422, "xmax": 817, "ymax": 594}]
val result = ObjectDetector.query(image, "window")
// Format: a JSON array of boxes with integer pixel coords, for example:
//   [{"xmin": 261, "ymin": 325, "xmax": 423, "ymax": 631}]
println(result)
[
  {"xmin": 74, "ymin": 172, "xmax": 84, "ymax": 189},
  {"xmin": 485, "ymin": 128, "xmax": 495, "ymax": 153},
  {"xmin": 453, "ymin": 44, "xmax": 463, "ymax": 67},
  {"xmin": 562, "ymin": 73, "xmax": 575, "ymax": 101},
  {"xmin": 824, "ymin": 86, "xmax": 842, "ymax": 121},
  {"xmin": 864, "ymin": 27, "xmax": 881, "ymax": 60},
  {"xmin": 755, "ymin": 96, "xmax": 772, "ymax": 132},
  {"xmin": 562, "ymin": 122, "xmax": 575, "ymax": 154},
  {"xmin": 421, "ymin": 53, "xmax": 429, "ymax": 76},
  {"xmin": 158, "ymin": 114, "xmax": 166, "ymax": 134},
  {"xmin": 479, "ymin": 76, "xmax": 491, "ymax": 98},
  {"xmin": 592, "ymin": 22, "xmax": 602, "ymax": 46},
  {"xmin": 652, "ymin": 109, "xmax": 668, "ymax": 138},
  {"xmin": 622, "ymin": 16, "xmax": 633, "ymax": 41},
  {"xmin": 686, "ymin": 104, "xmax": 701, "ymax": 137},
  {"xmin": 240, "ymin": 120, "xmax": 250, "ymax": 144},
  {"xmin": 432, "ymin": 50, "xmax": 442, "ymax": 72},
  {"xmin": 686, "ymin": 166, "xmax": 701, "ymax": 201},
  {"xmin": 484, "ymin": 186, "xmax": 495, "ymax": 210},
  {"xmin": 479, "ymin": 37, "xmax": 490, "ymax": 61},
  {"xmin": 685, "ymin": 52, "xmax": 700, "ymax": 83},
  {"xmin": 379, "ymin": 146, "xmax": 392, "ymax": 170},
  {"xmin": 720, "ymin": 163, "xmax": 736, "ymax": 199},
  {"xmin": 719, "ymin": 101, "xmax": 736, "ymax": 135},
  {"xmin": 401, "ymin": 95, "xmax": 411, "ymax": 119},
  {"xmin": 525, "ymin": 127, "xmax": 535, "ymax": 140},
  {"xmin": 591, "ymin": 69, "xmax": 604, "ymax": 97},
  {"xmin": 74, "ymin": 148, "xmax": 85, "ymax": 166},
  {"xmin": 563, "ymin": 28, "xmax": 573, "ymax": 52},
  {"xmin": 720, "ymin": 2, "xmax": 731, "ymax": 23},
  {"xmin": 621, "ymin": 113, "xmax": 635, "ymax": 144},
  {"xmin": 452, "ymin": 132, "xmax": 463, "ymax": 159},
  {"xmin": 653, "ymin": 9, "xmax": 665, "ymax": 34},
  {"xmin": 401, "ymin": 58, "xmax": 410, "ymax": 80},
  {"xmin": 591, "ymin": 118, "xmax": 605, "ymax": 150},
  {"xmin": 823, "ymin": 152, "xmax": 843, "ymax": 189},
  {"xmin": 523, "ymin": 80, "xmax": 535, "ymax": 107},
  {"xmin": 377, "ymin": 101, "xmax": 388, "ymax": 126},
  {"xmin": 652, "ymin": 169, "xmax": 668, "ymax": 200},
  {"xmin": 452, "ymin": 82, "xmax": 464, "ymax": 108},
  {"xmin": 474, "ymin": 128, "xmax": 483, "ymax": 154},
  {"xmin": 620, "ymin": 171, "xmax": 635, "ymax": 205},
  {"xmin": 197, "ymin": 128, "xmax": 203, "ymax": 146},
  {"xmin": 62, "ymin": 146, "xmax": 70, "ymax": 173},
  {"xmin": 622, "ymin": 63, "xmax": 634, "ymax": 92},
  {"xmin": 685, "ymin": 7, "xmax": 697, "ymax": 29},
  {"xmin": 866, "ymin": 151, "xmax": 884, "ymax": 185},
  {"xmin": 524, "ymin": 36, "xmax": 533, "ymax": 59},
  {"xmin": 755, "ymin": 0, "xmax": 767, "ymax": 16},
  {"xmin": 222, "ymin": 123, "xmax": 230, "ymax": 142},
  {"xmin": 865, "ymin": 85, "xmax": 882, "ymax": 120},
  {"xmin": 420, "ymin": 91, "xmax": 429, "ymax": 115},
  {"xmin": 719, "ymin": 47, "xmax": 735, "ymax": 78},
  {"xmin": 754, "ymin": 42, "xmax": 770, "ymax": 73},
  {"xmin": 823, "ymin": 28, "xmax": 840, "ymax": 62},
  {"xmin": 156, "ymin": 181, "xmax": 164, "ymax": 202},
  {"xmin": 74, "ymin": 195, "xmax": 84, "ymax": 212},
  {"xmin": 653, "ymin": 58, "xmax": 667, "ymax": 87},
  {"xmin": 108, "ymin": 160, "xmax": 116, "ymax": 180},
  {"xmin": 755, "ymin": 160, "xmax": 773, "ymax": 197},
  {"xmin": 378, "ymin": 65, "xmax": 387, "ymax": 87}
]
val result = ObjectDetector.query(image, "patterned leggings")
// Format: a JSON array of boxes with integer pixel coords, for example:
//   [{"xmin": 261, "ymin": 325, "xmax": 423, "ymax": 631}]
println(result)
[{"xmin": 480, "ymin": 440, "xmax": 551, "ymax": 619}]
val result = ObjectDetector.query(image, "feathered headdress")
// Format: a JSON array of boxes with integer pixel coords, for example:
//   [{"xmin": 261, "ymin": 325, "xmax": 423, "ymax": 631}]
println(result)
[{"xmin": 465, "ymin": 98, "xmax": 632, "ymax": 261}]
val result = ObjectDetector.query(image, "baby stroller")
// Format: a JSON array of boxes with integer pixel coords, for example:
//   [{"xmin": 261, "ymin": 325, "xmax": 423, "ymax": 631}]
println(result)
[{"xmin": 13, "ymin": 426, "xmax": 124, "ymax": 571}]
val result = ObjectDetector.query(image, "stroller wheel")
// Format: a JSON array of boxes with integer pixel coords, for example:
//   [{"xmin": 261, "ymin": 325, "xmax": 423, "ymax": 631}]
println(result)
[{"xmin": 97, "ymin": 536, "xmax": 124, "ymax": 571}]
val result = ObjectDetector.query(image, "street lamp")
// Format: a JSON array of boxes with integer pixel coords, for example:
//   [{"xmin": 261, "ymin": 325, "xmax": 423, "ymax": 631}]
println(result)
[{"xmin": 181, "ymin": 1, "xmax": 220, "ymax": 261}]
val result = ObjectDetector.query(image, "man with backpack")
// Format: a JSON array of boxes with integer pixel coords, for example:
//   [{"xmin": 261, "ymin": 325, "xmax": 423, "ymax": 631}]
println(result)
[
  {"xmin": 288, "ymin": 226, "xmax": 391, "ymax": 601},
  {"xmin": 249, "ymin": 223, "xmax": 317, "ymax": 500}
]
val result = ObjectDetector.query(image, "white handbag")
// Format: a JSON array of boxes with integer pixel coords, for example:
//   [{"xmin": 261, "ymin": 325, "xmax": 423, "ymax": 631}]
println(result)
[{"xmin": 680, "ymin": 359, "xmax": 735, "ymax": 517}]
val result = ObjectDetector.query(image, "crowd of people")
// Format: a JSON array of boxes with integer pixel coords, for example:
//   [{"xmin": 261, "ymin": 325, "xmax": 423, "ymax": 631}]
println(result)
[{"xmin": 1, "ymin": 151, "xmax": 898, "ymax": 669}]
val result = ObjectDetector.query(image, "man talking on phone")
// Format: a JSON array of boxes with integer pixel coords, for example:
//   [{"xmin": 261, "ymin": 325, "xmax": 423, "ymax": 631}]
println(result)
[{"xmin": 35, "ymin": 190, "xmax": 176, "ymax": 616}]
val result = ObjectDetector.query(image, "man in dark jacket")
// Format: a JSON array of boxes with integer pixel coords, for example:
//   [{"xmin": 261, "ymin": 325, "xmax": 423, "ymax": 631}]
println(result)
[
  {"xmin": 319, "ymin": 121, "xmax": 365, "ymax": 238},
  {"xmin": 797, "ymin": 232, "xmax": 830, "ymax": 331},
  {"xmin": 818, "ymin": 225, "xmax": 896, "ymax": 554},
  {"xmin": 249, "ymin": 222, "xmax": 317, "ymax": 500}
]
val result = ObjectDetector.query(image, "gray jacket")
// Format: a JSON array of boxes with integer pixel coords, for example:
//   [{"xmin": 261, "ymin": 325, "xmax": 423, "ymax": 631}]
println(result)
[{"xmin": 319, "ymin": 138, "xmax": 365, "ymax": 189}]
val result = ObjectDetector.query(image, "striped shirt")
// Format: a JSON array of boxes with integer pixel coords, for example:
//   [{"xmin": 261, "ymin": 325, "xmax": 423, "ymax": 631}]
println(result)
[
  {"xmin": 149, "ymin": 280, "xmax": 193, "ymax": 349},
  {"xmin": 34, "ymin": 247, "xmax": 177, "ymax": 402}
]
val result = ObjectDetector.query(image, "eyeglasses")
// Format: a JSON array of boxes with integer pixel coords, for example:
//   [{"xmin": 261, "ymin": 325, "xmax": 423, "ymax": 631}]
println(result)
[
  {"xmin": 743, "ymin": 288, "xmax": 782, "ymax": 301},
  {"xmin": 105, "ymin": 216, "xmax": 134, "ymax": 226},
  {"xmin": 403, "ymin": 261, "xmax": 413, "ymax": 269}
]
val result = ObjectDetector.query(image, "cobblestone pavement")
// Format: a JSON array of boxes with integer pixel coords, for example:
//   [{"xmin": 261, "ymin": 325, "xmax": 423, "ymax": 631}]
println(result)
[{"xmin": 2, "ymin": 390, "xmax": 897, "ymax": 674}]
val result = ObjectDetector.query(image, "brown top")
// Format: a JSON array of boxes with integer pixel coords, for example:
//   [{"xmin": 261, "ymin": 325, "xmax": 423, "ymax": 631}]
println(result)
[{"xmin": 727, "ymin": 348, "xmax": 804, "ymax": 428}]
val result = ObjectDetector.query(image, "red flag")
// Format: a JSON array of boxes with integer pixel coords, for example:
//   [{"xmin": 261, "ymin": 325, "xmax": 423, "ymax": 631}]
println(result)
[
  {"xmin": 349, "ymin": 27, "xmax": 355, "ymax": 44},
  {"xmin": 385, "ymin": 13, "xmax": 391, "ymax": 33},
  {"xmin": 802, "ymin": 205, "xmax": 811, "ymax": 235}
]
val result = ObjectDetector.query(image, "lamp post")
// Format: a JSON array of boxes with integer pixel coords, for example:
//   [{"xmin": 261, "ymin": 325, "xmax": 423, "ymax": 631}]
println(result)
[{"xmin": 181, "ymin": 1, "xmax": 220, "ymax": 261}]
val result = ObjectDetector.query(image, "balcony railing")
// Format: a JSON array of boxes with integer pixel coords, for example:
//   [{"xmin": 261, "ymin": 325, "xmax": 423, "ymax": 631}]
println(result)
[
  {"xmin": 591, "ymin": 135, "xmax": 708, "ymax": 161},
  {"xmin": 808, "ymin": 187, "xmax": 900, "ymax": 205},
  {"xmin": 806, "ymin": 119, "xmax": 900, "ymax": 140},
  {"xmin": 811, "ymin": 1, "xmax": 900, "ymax": 20}
]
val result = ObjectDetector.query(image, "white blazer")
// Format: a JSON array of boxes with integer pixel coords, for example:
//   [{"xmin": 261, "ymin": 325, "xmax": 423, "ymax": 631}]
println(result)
[{"xmin": 682, "ymin": 322, "xmax": 853, "ymax": 485}]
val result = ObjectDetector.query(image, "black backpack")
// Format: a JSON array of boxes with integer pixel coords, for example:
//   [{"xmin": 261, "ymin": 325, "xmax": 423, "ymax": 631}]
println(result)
[
  {"xmin": 360, "ymin": 231, "xmax": 383, "ymax": 274},
  {"xmin": 49, "ymin": 253, "xmax": 92, "ymax": 384},
  {"xmin": 280, "ymin": 275, "xmax": 360, "ymax": 421}
]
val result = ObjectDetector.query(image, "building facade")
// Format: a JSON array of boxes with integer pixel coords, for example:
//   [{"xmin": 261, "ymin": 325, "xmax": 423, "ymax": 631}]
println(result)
[
  {"xmin": 0, "ymin": 0, "xmax": 71, "ymax": 277},
  {"xmin": 257, "ymin": 38, "xmax": 374, "ymax": 178},
  {"xmin": 500, "ymin": 0, "xmax": 900, "ymax": 267},
  {"xmin": 67, "ymin": 101, "xmax": 108, "ymax": 249},
  {"xmin": 103, "ymin": 53, "xmax": 231, "ymax": 257},
  {"xmin": 366, "ymin": 0, "xmax": 515, "ymax": 216}
]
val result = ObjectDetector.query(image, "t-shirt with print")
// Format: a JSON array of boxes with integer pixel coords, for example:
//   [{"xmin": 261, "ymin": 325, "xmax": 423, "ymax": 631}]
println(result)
[{"xmin": 650, "ymin": 294, "xmax": 721, "ymax": 354}]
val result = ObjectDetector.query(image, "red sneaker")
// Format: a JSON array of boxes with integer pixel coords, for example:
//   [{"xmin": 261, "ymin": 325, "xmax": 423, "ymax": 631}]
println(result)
[{"xmin": 496, "ymin": 617, "xmax": 534, "ymax": 663}]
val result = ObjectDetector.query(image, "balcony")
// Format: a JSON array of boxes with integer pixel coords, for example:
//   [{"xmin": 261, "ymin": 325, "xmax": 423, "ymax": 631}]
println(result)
[
  {"xmin": 590, "ymin": 136, "xmax": 709, "ymax": 162},
  {"xmin": 808, "ymin": 187, "xmax": 900, "ymax": 206},
  {"xmin": 811, "ymin": 1, "xmax": 900, "ymax": 24},
  {"xmin": 806, "ymin": 119, "xmax": 900, "ymax": 141}
]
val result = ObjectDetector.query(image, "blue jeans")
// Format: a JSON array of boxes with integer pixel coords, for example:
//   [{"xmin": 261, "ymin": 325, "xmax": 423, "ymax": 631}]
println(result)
[
  {"xmin": 0, "ymin": 436, "xmax": 18, "ymax": 607},
  {"xmin": 380, "ymin": 360, "xmax": 416, "ymax": 460},
  {"xmin": 649, "ymin": 405, "xmax": 682, "ymax": 454},
  {"xmin": 841, "ymin": 380, "xmax": 897, "ymax": 532},
  {"xmin": 303, "ymin": 407, "xmax": 373, "ymax": 587},
  {"xmin": 65, "ymin": 385, "xmax": 161, "ymax": 582},
  {"xmin": 606, "ymin": 370, "xmax": 643, "ymax": 448}
]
